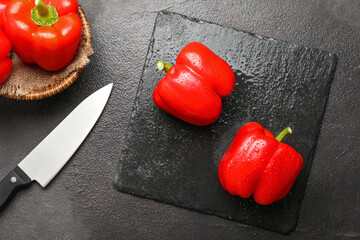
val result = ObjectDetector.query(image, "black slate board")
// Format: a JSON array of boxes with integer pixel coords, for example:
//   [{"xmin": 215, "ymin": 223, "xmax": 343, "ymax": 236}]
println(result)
[{"xmin": 114, "ymin": 11, "xmax": 337, "ymax": 234}]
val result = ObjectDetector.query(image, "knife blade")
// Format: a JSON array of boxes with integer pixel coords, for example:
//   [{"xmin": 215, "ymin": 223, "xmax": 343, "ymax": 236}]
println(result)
[{"xmin": 0, "ymin": 83, "xmax": 113, "ymax": 210}]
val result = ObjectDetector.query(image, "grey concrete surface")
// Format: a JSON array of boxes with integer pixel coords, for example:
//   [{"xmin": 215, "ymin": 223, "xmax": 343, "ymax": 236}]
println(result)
[{"xmin": 0, "ymin": 0, "xmax": 359, "ymax": 239}]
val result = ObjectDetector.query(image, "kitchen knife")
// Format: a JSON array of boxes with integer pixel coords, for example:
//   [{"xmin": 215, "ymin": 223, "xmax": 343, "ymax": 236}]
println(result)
[{"xmin": 0, "ymin": 83, "xmax": 113, "ymax": 210}]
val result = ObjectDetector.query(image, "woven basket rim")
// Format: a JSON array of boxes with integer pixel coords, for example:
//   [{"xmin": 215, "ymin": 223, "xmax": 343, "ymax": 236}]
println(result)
[{"xmin": 0, "ymin": 5, "xmax": 92, "ymax": 100}]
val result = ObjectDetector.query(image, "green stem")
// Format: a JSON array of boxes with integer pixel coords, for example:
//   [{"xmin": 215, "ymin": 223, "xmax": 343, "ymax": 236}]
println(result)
[
  {"xmin": 35, "ymin": 0, "xmax": 49, "ymax": 17},
  {"xmin": 157, "ymin": 60, "xmax": 173, "ymax": 73},
  {"xmin": 31, "ymin": 0, "xmax": 59, "ymax": 26},
  {"xmin": 275, "ymin": 127, "xmax": 292, "ymax": 143}
]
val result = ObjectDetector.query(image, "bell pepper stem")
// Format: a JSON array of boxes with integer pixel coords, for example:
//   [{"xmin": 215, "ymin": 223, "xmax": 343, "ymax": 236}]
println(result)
[
  {"xmin": 157, "ymin": 60, "xmax": 172, "ymax": 73},
  {"xmin": 31, "ymin": 0, "xmax": 59, "ymax": 26},
  {"xmin": 35, "ymin": 0, "xmax": 49, "ymax": 17},
  {"xmin": 275, "ymin": 127, "xmax": 292, "ymax": 143}
]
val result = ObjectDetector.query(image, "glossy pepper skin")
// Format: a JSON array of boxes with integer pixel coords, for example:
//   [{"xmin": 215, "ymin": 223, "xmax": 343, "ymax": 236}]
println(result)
[
  {"xmin": 0, "ymin": 0, "xmax": 12, "ymax": 85},
  {"xmin": 153, "ymin": 42, "xmax": 235, "ymax": 126},
  {"xmin": 0, "ymin": 0, "xmax": 10, "ymax": 26},
  {"xmin": 0, "ymin": 28, "xmax": 12, "ymax": 85},
  {"xmin": 4, "ymin": 0, "xmax": 82, "ymax": 71},
  {"xmin": 218, "ymin": 122, "xmax": 303, "ymax": 205}
]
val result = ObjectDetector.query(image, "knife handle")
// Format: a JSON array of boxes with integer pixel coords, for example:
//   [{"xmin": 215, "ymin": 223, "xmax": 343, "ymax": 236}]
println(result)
[{"xmin": 0, "ymin": 166, "xmax": 32, "ymax": 210}]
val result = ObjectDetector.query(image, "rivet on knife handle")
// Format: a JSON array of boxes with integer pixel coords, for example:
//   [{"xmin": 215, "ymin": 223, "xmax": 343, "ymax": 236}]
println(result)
[{"xmin": 0, "ymin": 167, "xmax": 32, "ymax": 210}]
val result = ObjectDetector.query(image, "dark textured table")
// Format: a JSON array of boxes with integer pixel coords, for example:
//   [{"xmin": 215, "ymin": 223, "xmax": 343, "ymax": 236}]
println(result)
[{"xmin": 0, "ymin": 0, "xmax": 359, "ymax": 239}]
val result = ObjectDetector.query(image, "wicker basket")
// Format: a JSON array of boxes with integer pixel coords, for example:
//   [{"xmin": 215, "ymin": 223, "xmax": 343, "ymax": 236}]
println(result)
[{"xmin": 0, "ymin": 5, "xmax": 93, "ymax": 100}]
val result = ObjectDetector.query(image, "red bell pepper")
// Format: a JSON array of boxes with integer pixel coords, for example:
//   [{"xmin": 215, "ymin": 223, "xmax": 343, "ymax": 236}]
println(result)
[
  {"xmin": 153, "ymin": 42, "xmax": 235, "ymax": 126},
  {"xmin": 0, "ymin": 27, "xmax": 12, "ymax": 85},
  {"xmin": 218, "ymin": 122, "xmax": 303, "ymax": 205},
  {"xmin": 4, "ymin": 0, "xmax": 82, "ymax": 71},
  {"xmin": 0, "ymin": 0, "xmax": 12, "ymax": 85},
  {"xmin": 0, "ymin": 0, "xmax": 10, "ymax": 26}
]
